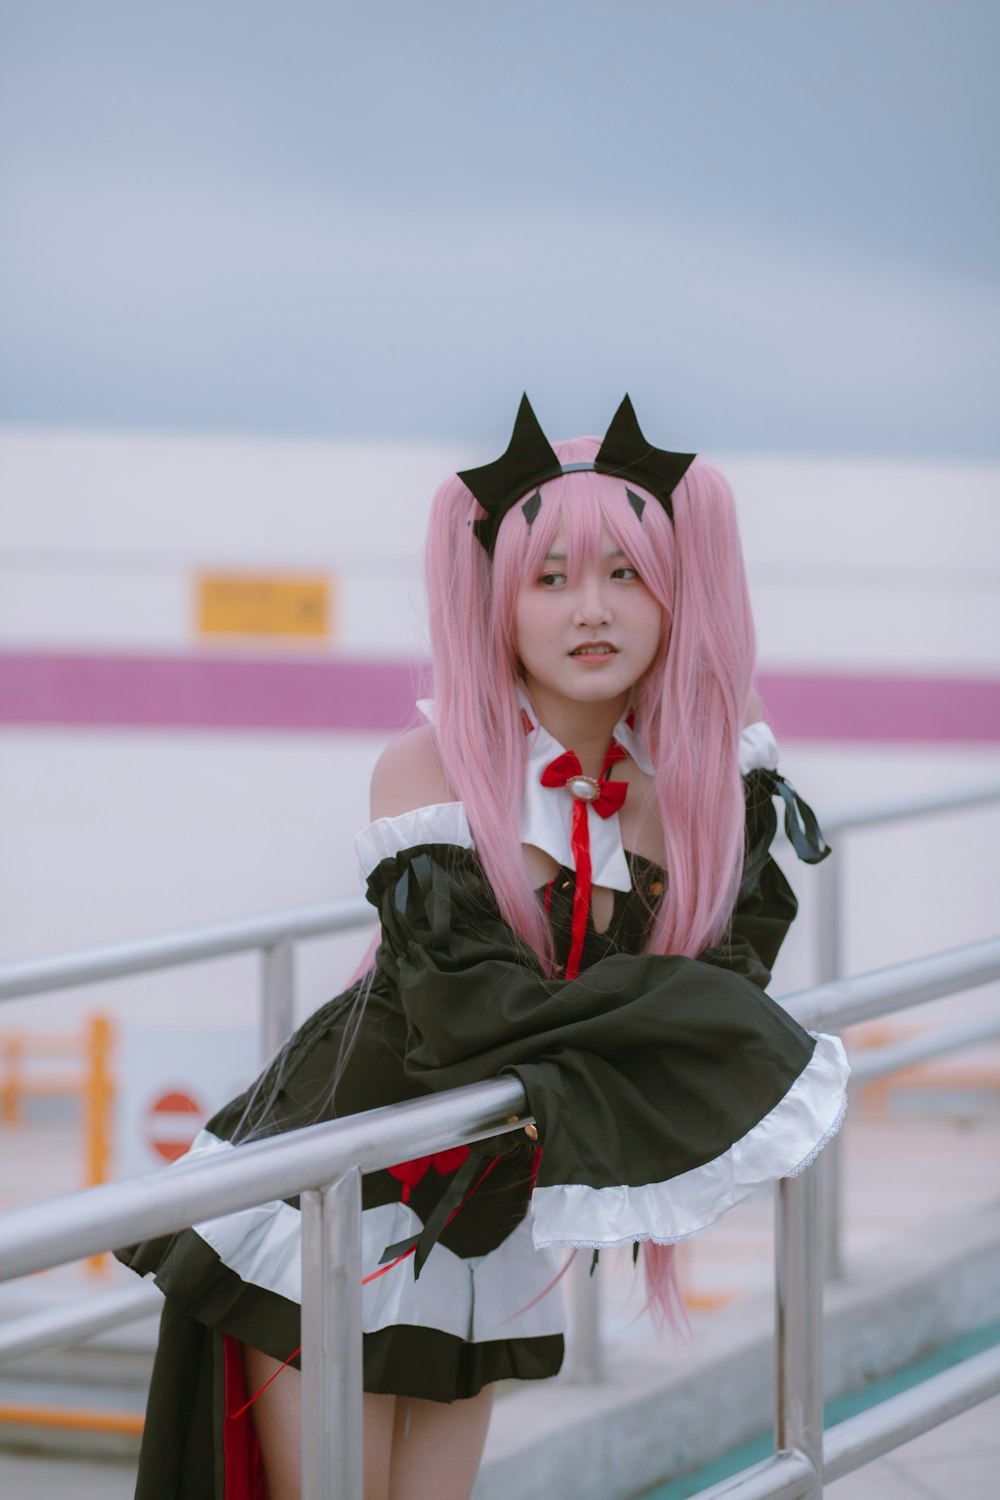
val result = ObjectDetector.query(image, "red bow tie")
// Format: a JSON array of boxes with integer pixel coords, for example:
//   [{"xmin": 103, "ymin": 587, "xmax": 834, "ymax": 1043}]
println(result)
[
  {"xmin": 540, "ymin": 741, "xmax": 628, "ymax": 982},
  {"xmin": 540, "ymin": 746, "xmax": 628, "ymax": 817}
]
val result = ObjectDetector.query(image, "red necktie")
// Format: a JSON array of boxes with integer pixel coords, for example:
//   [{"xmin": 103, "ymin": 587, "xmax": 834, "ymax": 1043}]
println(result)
[{"xmin": 540, "ymin": 741, "xmax": 628, "ymax": 981}]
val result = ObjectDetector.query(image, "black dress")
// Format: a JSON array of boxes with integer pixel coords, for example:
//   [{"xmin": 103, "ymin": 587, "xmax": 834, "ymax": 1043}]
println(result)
[{"xmin": 117, "ymin": 767, "xmax": 847, "ymax": 1500}]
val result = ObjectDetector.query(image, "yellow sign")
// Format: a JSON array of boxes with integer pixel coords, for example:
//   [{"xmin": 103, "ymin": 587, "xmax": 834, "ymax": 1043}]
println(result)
[{"xmin": 197, "ymin": 574, "xmax": 332, "ymax": 640}]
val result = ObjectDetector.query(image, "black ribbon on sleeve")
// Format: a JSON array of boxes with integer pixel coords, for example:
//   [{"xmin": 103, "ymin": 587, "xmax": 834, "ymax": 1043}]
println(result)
[{"xmin": 773, "ymin": 776, "xmax": 831, "ymax": 865}]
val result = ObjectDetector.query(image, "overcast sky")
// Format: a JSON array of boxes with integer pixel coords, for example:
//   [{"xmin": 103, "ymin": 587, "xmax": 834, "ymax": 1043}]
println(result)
[{"xmin": 1, "ymin": 0, "xmax": 997, "ymax": 455}]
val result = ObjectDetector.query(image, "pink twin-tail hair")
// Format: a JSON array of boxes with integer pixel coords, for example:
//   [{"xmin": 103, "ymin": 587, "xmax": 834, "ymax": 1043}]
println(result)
[
  {"xmin": 425, "ymin": 435, "xmax": 756, "ymax": 967},
  {"xmin": 425, "ymin": 436, "xmax": 756, "ymax": 1330}
]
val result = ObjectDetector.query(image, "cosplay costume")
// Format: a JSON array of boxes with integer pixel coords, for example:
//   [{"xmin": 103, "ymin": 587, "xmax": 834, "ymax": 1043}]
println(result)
[
  {"xmin": 116, "ymin": 398, "xmax": 849, "ymax": 1499},
  {"xmin": 118, "ymin": 703, "xmax": 846, "ymax": 1499}
]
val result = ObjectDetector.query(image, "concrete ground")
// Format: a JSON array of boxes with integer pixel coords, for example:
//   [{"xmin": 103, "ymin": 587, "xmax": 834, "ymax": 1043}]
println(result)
[
  {"xmin": 0, "ymin": 1395, "xmax": 997, "ymax": 1500},
  {"xmin": 826, "ymin": 1395, "xmax": 1000, "ymax": 1500},
  {"xmin": 0, "ymin": 1096, "xmax": 997, "ymax": 1498}
]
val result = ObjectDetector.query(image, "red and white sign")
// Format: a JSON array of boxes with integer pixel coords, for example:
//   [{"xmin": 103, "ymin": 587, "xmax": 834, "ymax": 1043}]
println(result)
[
  {"xmin": 115, "ymin": 1026, "xmax": 256, "ymax": 1180},
  {"xmin": 146, "ymin": 1088, "xmax": 206, "ymax": 1163}
]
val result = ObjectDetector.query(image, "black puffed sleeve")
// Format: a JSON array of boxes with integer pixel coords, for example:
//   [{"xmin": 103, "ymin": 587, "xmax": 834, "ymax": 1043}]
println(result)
[
  {"xmin": 362, "ymin": 840, "xmax": 846, "ymax": 1256},
  {"xmin": 699, "ymin": 769, "xmax": 829, "ymax": 989}
]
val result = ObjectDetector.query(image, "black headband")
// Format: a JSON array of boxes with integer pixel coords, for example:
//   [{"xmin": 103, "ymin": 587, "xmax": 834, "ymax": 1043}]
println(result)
[{"xmin": 458, "ymin": 394, "xmax": 697, "ymax": 555}]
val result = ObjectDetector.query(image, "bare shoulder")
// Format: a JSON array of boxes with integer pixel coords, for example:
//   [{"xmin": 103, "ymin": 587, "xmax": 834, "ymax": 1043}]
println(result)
[
  {"xmin": 745, "ymin": 687, "xmax": 764, "ymax": 725},
  {"xmin": 369, "ymin": 724, "xmax": 457, "ymax": 820}
]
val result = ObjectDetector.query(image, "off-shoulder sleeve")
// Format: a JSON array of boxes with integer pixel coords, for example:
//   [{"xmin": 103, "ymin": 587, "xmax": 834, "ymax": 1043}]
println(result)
[
  {"xmin": 699, "ymin": 767, "xmax": 828, "ymax": 988},
  {"xmin": 355, "ymin": 801, "xmax": 473, "ymax": 881},
  {"xmin": 366, "ymin": 844, "xmax": 848, "ymax": 1254}
]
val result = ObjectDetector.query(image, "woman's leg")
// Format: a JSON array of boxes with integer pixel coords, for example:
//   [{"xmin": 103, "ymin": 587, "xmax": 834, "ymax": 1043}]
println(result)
[
  {"xmin": 241, "ymin": 1346, "xmax": 398, "ymax": 1500},
  {"xmin": 364, "ymin": 1394, "xmax": 397, "ymax": 1500},
  {"xmin": 388, "ymin": 1387, "xmax": 494, "ymax": 1500},
  {"xmin": 241, "ymin": 1347, "xmax": 301, "ymax": 1500}
]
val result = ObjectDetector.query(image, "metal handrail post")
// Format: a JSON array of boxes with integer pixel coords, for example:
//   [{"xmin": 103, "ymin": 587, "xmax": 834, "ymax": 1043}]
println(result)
[
  {"xmin": 814, "ymin": 852, "xmax": 846, "ymax": 1283},
  {"xmin": 818, "ymin": 1132, "xmax": 844, "ymax": 1286},
  {"xmin": 813, "ymin": 853, "xmax": 843, "ymax": 990},
  {"xmin": 301, "ymin": 1167, "xmax": 364, "ymax": 1500},
  {"xmin": 564, "ymin": 1248, "xmax": 602, "ymax": 1383},
  {"xmin": 261, "ymin": 936, "xmax": 295, "ymax": 1065},
  {"xmin": 775, "ymin": 1164, "xmax": 823, "ymax": 1497}
]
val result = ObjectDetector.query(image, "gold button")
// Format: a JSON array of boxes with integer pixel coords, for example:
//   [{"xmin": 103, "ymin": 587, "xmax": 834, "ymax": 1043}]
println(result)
[
  {"xmin": 523, "ymin": 1123, "xmax": 539, "ymax": 1141},
  {"xmin": 649, "ymin": 881, "xmax": 663, "ymax": 897}
]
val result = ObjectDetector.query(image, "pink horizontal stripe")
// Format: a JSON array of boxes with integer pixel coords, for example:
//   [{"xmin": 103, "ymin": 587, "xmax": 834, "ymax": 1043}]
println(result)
[
  {"xmin": 0, "ymin": 650, "xmax": 426, "ymax": 732},
  {"xmin": 0, "ymin": 651, "xmax": 998, "ymax": 743},
  {"xmin": 756, "ymin": 670, "xmax": 1000, "ymax": 745}
]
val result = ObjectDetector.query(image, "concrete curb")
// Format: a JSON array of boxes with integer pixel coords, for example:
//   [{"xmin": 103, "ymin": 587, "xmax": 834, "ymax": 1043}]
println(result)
[{"xmin": 473, "ymin": 1199, "xmax": 1000, "ymax": 1500}]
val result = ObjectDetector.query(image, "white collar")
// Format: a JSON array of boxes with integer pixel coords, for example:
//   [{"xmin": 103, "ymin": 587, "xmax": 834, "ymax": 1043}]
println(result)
[
  {"xmin": 413, "ymin": 695, "xmax": 778, "ymax": 895},
  {"xmin": 514, "ymin": 686, "xmax": 641, "ymax": 893},
  {"xmin": 416, "ymin": 692, "xmax": 648, "ymax": 892}
]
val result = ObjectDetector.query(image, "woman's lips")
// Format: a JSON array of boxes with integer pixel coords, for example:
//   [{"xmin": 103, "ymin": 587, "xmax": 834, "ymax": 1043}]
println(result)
[{"xmin": 569, "ymin": 642, "xmax": 618, "ymax": 657}]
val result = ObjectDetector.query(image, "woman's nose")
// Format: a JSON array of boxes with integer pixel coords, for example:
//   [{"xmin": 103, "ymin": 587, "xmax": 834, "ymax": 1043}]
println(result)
[{"xmin": 573, "ymin": 576, "xmax": 611, "ymax": 627}]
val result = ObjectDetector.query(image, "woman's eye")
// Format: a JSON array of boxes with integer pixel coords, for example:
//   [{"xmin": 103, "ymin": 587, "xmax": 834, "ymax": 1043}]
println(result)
[
  {"xmin": 612, "ymin": 565, "xmax": 640, "ymax": 581},
  {"xmin": 538, "ymin": 571, "xmax": 567, "ymax": 587}
]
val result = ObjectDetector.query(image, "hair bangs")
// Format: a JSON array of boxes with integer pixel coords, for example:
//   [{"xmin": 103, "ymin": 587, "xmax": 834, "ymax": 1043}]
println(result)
[{"xmin": 489, "ymin": 462, "xmax": 675, "ymax": 658}]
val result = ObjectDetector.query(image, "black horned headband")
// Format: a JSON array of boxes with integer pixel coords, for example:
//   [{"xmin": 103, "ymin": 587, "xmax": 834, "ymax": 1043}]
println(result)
[{"xmin": 458, "ymin": 394, "xmax": 697, "ymax": 556}]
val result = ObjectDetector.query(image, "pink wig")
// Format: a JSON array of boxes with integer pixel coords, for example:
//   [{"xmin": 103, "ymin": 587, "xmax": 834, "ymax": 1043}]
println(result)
[
  {"xmin": 425, "ymin": 436, "xmax": 756, "ymax": 1329},
  {"xmin": 425, "ymin": 436, "xmax": 757, "ymax": 970}
]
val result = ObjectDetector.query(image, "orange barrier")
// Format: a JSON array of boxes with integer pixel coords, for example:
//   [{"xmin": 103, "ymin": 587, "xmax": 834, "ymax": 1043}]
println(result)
[
  {"xmin": 846, "ymin": 1020, "xmax": 1000, "ymax": 1118},
  {"xmin": 0, "ymin": 1014, "xmax": 115, "ymax": 1273},
  {"xmin": 0, "ymin": 1402, "xmax": 142, "ymax": 1436},
  {"xmin": 861, "ymin": 1059, "xmax": 1000, "ymax": 1118},
  {"xmin": 1, "ymin": 1029, "xmax": 82, "ymax": 1125}
]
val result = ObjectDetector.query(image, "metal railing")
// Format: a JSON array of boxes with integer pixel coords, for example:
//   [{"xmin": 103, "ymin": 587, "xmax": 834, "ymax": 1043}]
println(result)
[
  {"xmin": 809, "ymin": 779, "xmax": 1000, "ymax": 1279},
  {"xmin": 0, "ymin": 778, "xmax": 998, "ymax": 1387},
  {"xmin": 2, "ymin": 780, "xmax": 995, "ymax": 1062},
  {"xmin": 811, "ymin": 779, "xmax": 1000, "ymax": 986},
  {"xmin": 0, "ymin": 895, "xmax": 376, "ymax": 1066},
  {"xmin": 1, "ymin": 781, "xmax": 996, "ymax": 1069},
  {"xmin": 1, "ymin": 937, "xmax": 999, "ymax": 1499}
]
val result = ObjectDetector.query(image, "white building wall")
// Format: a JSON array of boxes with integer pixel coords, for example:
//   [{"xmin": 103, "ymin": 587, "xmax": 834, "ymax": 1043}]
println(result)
[{"xmin": 0, "ymin": 427, "xmax": 997, "ymax": 1049}]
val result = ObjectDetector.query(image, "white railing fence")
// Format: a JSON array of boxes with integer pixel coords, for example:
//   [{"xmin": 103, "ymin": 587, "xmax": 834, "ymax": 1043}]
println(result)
[
  {"xmin": 1, "ymin": 782, "xmax": 996, "ymax": 1087},
  {"xmin": 810, "ymin": 780, "xmax": 1000, "ymax": 1278},
  {"xmin": 0, "ymin": 895, "xmax": 376, "ymax": 1069},
  {"xmin": 1, "ymin": 781, "xmax": 999, "ymax": 1496},
  {"xmin": 1, "ymin": 938, "xmax": 999, "ymax": 1499}
]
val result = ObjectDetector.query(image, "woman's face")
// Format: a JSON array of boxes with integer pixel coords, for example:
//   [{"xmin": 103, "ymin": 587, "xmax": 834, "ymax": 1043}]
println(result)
[{"xmin": 513, "ymin": 517, "xmax": 664, "ymax": 714}]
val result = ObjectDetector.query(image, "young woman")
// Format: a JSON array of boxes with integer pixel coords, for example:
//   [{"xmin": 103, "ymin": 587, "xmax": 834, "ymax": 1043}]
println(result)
[{"xmin": 119, "ymin": 396, "xmax": 848, "ymax": 1500}]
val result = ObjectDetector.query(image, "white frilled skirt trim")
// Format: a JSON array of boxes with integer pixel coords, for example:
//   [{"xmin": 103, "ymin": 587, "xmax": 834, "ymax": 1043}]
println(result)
[
  {"xmin": 183, "ymin": 1131, "xmax": 566, "ymax": 1344},
  {"xmin": 528, "ymin": 1030, "xmax": 850, "ymax": 1250}
]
